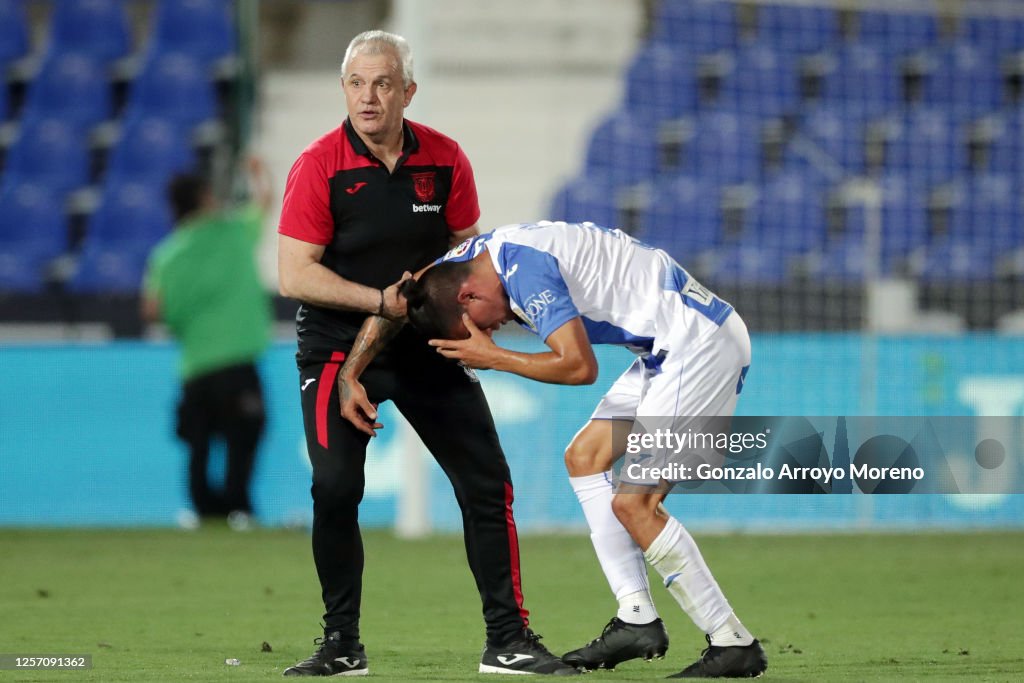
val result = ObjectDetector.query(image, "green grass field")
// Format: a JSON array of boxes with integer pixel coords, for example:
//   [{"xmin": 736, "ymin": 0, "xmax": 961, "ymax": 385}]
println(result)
[{"xmin": 1, "ymin": 528, "xmax": 1022, "ymax": 682}]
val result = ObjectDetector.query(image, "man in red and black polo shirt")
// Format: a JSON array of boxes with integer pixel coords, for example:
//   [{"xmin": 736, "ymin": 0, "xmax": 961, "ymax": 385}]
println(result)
[{"xmin": 277, "ymin": 31, "xmax": 577, "ymax": 677}]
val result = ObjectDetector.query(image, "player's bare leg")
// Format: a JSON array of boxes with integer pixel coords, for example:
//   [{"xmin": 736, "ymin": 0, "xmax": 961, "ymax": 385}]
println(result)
[
  {"xmin": 562, "ymin": 420, "xmax": 669, "ymax": 670},
  {"xmin": 564, "ymin": 418, "xmax": 624, "ymax": 476},
  {"xmin": 612, "ymin": 487, "xmax": 767, "ymax": 678}
]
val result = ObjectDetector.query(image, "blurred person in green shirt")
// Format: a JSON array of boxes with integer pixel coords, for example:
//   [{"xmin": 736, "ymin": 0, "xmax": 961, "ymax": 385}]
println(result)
[{"xmin": 143, "ymin": 158, "xmax": 274, "ymax": 528}]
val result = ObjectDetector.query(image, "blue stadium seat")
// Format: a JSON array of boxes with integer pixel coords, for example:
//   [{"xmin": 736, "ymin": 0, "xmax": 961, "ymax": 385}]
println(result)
[
  {"xmin": 750, "ymin": 171, "xmax": 827, "ymax": 254},
  {"xmin": 678, "ymin": 109, "xmax": 761, "ymax": 184},
  {"xmin": 720, "ymin": 43, "xmax": 799, "ymax": 118},
  {"xmin": 923, "ymin": 44, "xmax": 1003, "ymax": 118},
  {"xmin": 149, "ymin": 0, "xmax": 236, "ymax": 66},
  {"xmin": 958, "ymin": 14, "xmax": 1024, "ymax": 56},
  {"xmin": 0, "ymin": 0, "xmax": 30, "ymax": 68},
  {"xmin": 757, "ymin": 3, "xmax": 839, "ymax": 55},
  {"xmin": 792, "ymin": 104, "xmax": 867, "ymax": 175},
  {"xmin": 104, "ymin": 116, "xmax": 197, "ymax": 187},
  {"xmin": 21, "ymin": 52, "xmax": 113, "ymax": 127},
  {"xmin": 0, "ymin": 182, "xmax": 68, "ymax": 292},
  {"xmin": 881, "ymin": 108, "xmax": 967, "ymax": 186},
  {"xmin": 831, "ymin": 174, "xmax": 929, "ymax": 274},
  {"xmin": 823, "ymin": 43, "xmax": 901, "ymax": 116},
  {"xmin": 948, "ymin": 173, "xmax": 1021, "ymax": 252},
  {"xmin": 67, "ymin": 240, "xmax": 150, "ymax": 293},
  {"xmin": 915, "ymin": 240, "xmax": 995, "ymax": 282},
  {"xmin": 640, "ymin": 175, "xmax": 721, "ymax": 256},
  {"xmin": 652, "ymin": 0, "xmax": 737, "ymax": 55},
  {"xmin": 3, "ymin": 117, "xmax": 90, "ymax": 194},
  {"xmin": 623, "ymin": 42, "xmax": 697, "ymax": 123},
  {"xmin": 987, "ymin": 110, "xmax": 1022, "ymax": 177},
  {"xmin": 856, "ymin": 6, "xmax": 940, "ymax": 55},
  {"xmin": 47, "ymin": 0, "xmax": 131, "ymax": 63},
  {"xmin": 879, "ymin": 174, "xmax": 930, "ymax": 270},
  {"xmin": 706, "ymin": 243, "xmax": 789, "ymax": 284},
  {"xmin": 810, "ymin": 237, "xmax": 869, "ymax": 282},
  {"xmin": 0, "ymin": 249, "xmax": 58, "ymax": 292},
  {"xmin": 85, "ymin": 181, "xmax": 173, "ymax": 249},
  {"xmin": 584, "ymin": 110, "xmax": 660, "ymax": 186},
  {"xmin": 548, "ymin": 173, "xmax": 620, "ymax": 229},
  {"xmin": 123, "ymin": 52, "xmax": 218, "ymax": 127}
]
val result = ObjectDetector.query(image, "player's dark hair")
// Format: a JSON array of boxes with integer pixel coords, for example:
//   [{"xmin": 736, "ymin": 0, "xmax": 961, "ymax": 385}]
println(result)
[
  {"xmin": 167, "ymin": 172, "xmax": 211, "ymax": 222},
  {"xmin": 401, "ymin": 261, "xmax": 473, "ymax": 339}
]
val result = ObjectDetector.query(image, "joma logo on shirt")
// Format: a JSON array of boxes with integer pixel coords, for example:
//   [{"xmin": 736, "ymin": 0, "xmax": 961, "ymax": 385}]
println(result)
[
  {"xmin": 412, "ymin": 204, "xmax": 442, "ymax": 213},
  {"xmin": 523, "ymin": 290, "xmax": 557, "ymax": 320}
]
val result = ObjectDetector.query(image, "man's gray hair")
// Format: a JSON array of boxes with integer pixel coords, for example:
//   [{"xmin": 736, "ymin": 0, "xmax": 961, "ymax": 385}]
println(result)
[{"xmin": 341, "ymin": 30, "xmax": 414, "ymax": 88}]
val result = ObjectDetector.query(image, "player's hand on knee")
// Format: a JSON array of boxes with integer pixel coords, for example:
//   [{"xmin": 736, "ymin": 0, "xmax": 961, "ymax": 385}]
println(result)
[
  {"xmin": 381, "ymin": 271, "xmax": 412, "ymax": 320},
  {"xmin": 338, "ymin": 374, "xmax": 383, "ymax": 437}
]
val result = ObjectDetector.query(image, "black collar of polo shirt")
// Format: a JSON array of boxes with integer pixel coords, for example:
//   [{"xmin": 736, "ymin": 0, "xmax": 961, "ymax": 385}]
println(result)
[{"xmin": 343, "ymin": 117, "xmax": 419, "ymax": 171}]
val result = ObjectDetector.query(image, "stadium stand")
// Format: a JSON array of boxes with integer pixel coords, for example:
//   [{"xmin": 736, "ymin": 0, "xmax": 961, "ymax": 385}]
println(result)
[
  {"xmin": 550, "ymin": 0, "xmax": 1024, "ymax": 330},
  {"xmin": 0, "ymin": 0, "xmax": 238, "ymax": 335}
]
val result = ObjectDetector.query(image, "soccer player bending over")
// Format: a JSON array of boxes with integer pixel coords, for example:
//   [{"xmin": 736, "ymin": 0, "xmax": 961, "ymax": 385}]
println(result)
[{"xmin": 387, "ymin": 221, "xmax": 768, "ymax": 678}]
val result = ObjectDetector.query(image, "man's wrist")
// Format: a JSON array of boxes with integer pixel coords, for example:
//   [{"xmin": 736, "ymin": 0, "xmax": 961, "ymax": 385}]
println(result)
[
  {"xmin": 339, "ymin": 367, "xmax": 362, "ymax": 382},
  {"xmin": 376, "ymin": 289, "xmax": 385, "ymax": 316}
]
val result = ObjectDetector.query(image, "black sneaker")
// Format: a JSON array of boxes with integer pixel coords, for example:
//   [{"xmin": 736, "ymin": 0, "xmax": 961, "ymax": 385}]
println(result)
[
  {"xmin": 668, "ymin": 636, "xmax": 767, "ymax": 678},
  {"xmin": 479, "ymin": 629, "xmax": 581, "ymax": 675},
  {"xmin": 283, "ymin": 631, "xmax": 368, "ymax": 677},
  {"xmin": 562, "ymin": 617, "xmax": 669, "ymax": 670}
]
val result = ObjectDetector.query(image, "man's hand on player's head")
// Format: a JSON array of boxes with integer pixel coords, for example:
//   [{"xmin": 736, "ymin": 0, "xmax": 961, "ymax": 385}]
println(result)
[
  {"xmin": 380, "ymin": 270, "xmax": 412, "ymax": 320},
  {"xmin": 338, "ymin": 373, "xmax": 383, "ymax": 437},
  {"xmin": 428, "ymin": 314, "xmax": 503, "ymax": 369}
]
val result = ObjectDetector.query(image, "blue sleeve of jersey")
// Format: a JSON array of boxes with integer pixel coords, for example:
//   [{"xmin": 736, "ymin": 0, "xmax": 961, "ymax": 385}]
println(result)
[
  {"xmin": 434, "ymin": 234, "xmax": 488, "ymax": 265},
  {"xmin": 499, "ymin": 243, "xmax": 579, "ymax": 341}
]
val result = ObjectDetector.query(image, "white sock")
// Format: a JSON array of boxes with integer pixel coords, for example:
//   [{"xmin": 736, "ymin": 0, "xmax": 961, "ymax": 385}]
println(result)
[
  {"xmin": 617, "ymin": 590, "xmax": 660, "ymax": 625},
  {"xmin": 644, "ymin": 516, "xmax": 752, "ymax": 645},
  {"xmin": 708, "ymin": 612, "xmax": 755, "ymax": 647},
  {"xmin": 570, "ymin": 472, "xmax": 659, "ymax": 625}
]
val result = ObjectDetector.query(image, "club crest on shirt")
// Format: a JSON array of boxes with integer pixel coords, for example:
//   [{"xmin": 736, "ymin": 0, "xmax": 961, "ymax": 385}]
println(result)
[
  {"xmin": 446, "ymin": 239, "xmax": 472, "ymax": 260},
  {"xmin": 411, "ymin": 172, "xmax": 436, "ymax": 202}
]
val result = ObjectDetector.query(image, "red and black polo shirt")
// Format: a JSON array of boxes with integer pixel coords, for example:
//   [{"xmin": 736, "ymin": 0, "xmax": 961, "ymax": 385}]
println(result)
[{"xmin": 279, "ymin": 117, "xmax": 480, "ymax": 357}]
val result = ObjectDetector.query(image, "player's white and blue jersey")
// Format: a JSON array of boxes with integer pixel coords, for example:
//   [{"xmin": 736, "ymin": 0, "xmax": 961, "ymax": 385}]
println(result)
[{"xmin": 436, "ymin": 221, "xmax": 733, "ymax": 356}]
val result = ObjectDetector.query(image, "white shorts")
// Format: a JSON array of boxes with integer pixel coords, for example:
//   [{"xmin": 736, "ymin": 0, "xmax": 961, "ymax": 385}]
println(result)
[{"xmin": 592, "ymin": 312, "xmax": 752, "ymax": 485}]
